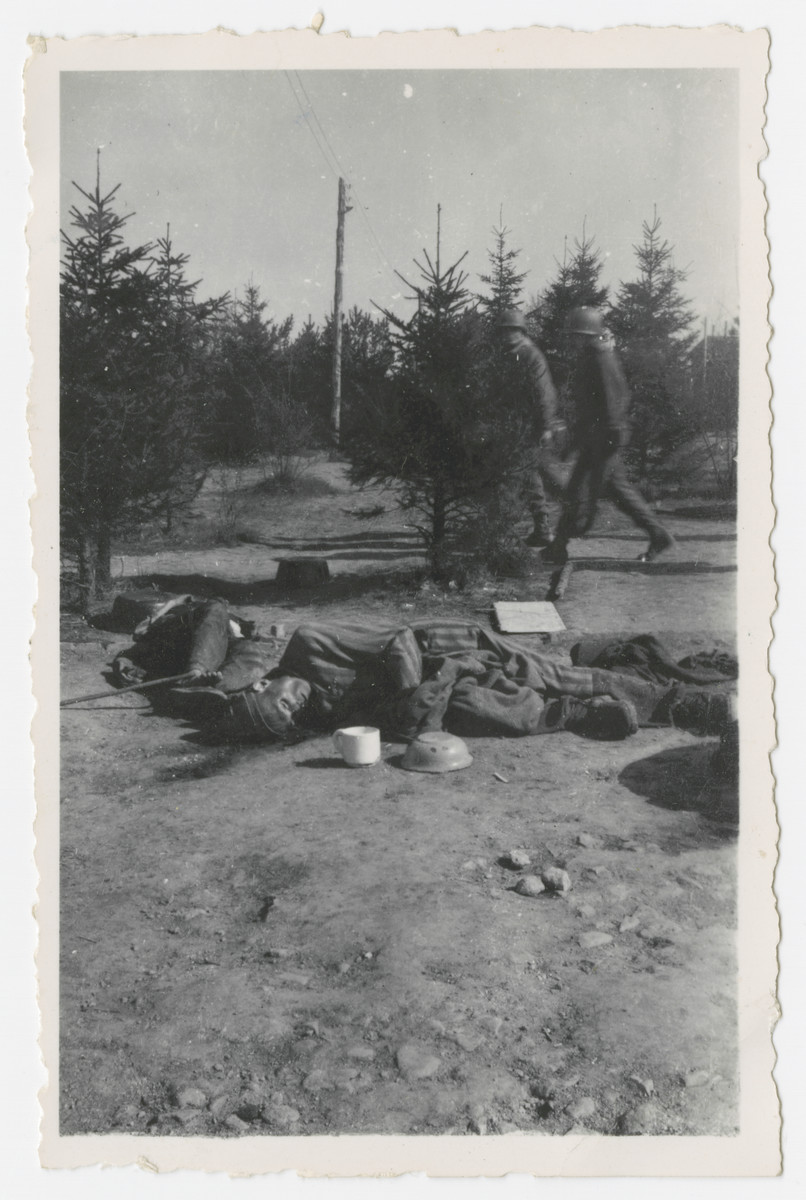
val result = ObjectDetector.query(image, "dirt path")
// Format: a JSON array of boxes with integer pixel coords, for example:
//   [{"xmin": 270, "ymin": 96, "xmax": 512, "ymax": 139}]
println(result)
[{"xmin": 59, "ymin": 460, "xmax": 737, "ymax": 1137}]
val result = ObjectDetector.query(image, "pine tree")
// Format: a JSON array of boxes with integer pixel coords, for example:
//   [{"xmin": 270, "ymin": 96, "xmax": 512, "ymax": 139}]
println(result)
[
  {"xmin": 344, "ymin": 209, "xmax": 531, "ymax": 576},
  {"xmin": 60, "ymin": 162, "xmax": 223, "ymax": 604},
  {"xmin": 142, "ymin": 228, "xmax": 227, "ymax": 529},
  {"xmin": 287, "ymin": 315, "xmax": 330, "ymax": 441},
  {"xmin": 476, "ymin": 220, "xmax": 534, "ymax": 407},
  {"xmin": 282, "ymin": 309, "xmax": 394, "ymax": 449},
  {"xmin": 477, "ymin": 219, "xmax": 528, "ymax": 325},
  {"xmin": 688, "ymin": 317, "xmax": 739, "ymax": 497},
  {"xmin": 340, "ymin": 307, "xmax": 394, "ymax": 428},
  {"xmin": 538, "ymin": 225, "xmax": 609, "ymax": 363},
  {"xmin": 150, "ymin": 225, "xmax": 200, "ymax": 310},
  {"xmin": 208, "ymin": 282, "xmax": 294, "ymax": 462},
  {"xmin": 608, "ymin": 209, "xmax": 698, "ymax": 472},
  {"xmin": 302, "ymin": 308, "xmax": 395, "ymax": 441}
]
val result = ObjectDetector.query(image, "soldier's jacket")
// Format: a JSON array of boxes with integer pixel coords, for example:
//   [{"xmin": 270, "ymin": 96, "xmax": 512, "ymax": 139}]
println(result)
[
  {"xmin": 567, "ymin": 337, "xmax": 632, "ymax": 450},
  {"xmin": 504, "ymin": 335, "xmax": 559, "ymax": 434},
  {"xmin": 276, "ymin": 622, "xmax": 728, "ymax": 742},
  {"xmin": 110, "ymin": 603, "xmax": 730, "ymax": 744},
  {"xmin": 278, "ymin": 621, "xmax": 601, "ymax": 739},
  {"xmin": 112, "ymin": 598, "xmax": 269, "ymax": 693}
]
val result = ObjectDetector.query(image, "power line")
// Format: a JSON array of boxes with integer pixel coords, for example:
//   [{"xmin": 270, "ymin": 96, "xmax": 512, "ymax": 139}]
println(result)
[
  {"xmin": 293, "ymin": 71, "xmax": 350, "ymax": 180},
  {"xmin": 283, "ymin": 71, "xmax": 340, "ymax": 181},
  {"xmin": 360, "ymin": 199, "xmax": 394, "ymax": 272},
  {"xmin": 287, "ymin": 71, "xmax": 393, "ymax": 275},
  {"xmin": 351, "ymin": 188, "xmax": 394, "ymax": 276},
  {"xmin": 297, "ymin": 72, "xmax": 392, "ymax": 272}
]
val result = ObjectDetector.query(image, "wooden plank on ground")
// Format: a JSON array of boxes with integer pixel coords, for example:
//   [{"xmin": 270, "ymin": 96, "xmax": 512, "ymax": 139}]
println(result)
[{"xmin": 493, "ymin": 601, "xmax": 566, "ymax": 634}]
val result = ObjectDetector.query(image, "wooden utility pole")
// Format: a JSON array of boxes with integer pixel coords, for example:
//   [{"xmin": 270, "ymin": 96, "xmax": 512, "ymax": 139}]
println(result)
[
  {"xmin": 702, "ymin": 317, "xmax": 709, "ymax": 392},
  {"xmin": 331, "ymin": 177, "xmax": 351, "ymax": 446},
  {"xmin": 435, "ymin": 203, "xmax": 442, "ymax": 277}
]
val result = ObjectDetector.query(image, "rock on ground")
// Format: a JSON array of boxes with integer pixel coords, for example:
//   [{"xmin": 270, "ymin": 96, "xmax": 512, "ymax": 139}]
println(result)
[
  {"xmin": 263, "ymin": 1102, "xmax": 301, "ymax": 1128},
  {"xmin": 616, "ymin": 1102, "xmax": 665, "ymax": 1135},
  {"xmin": 514, "ymin": 875, "xmax": 545, "ymax": 897},
  {"xmin": 346, "ymin": 1044, "xmax": 376, "ymax": 1061},
  {"xmin": 396, "ymin": 1042, "xmax": 442, "ymax": 1081},
  {"xmin": 684, "ymin": 1069, "xmax": 711, "ymax": 1088},
  {"xmin": 566, "ymin": 1096, "xmax": 597, "ymax": 1120},
  {"xmin": 579, "ymin": 930, "xmax": 614, "ymax": 950},
  {"xmin": 542, "ymin": 867, "xmax": 572, "ymax": 893}
]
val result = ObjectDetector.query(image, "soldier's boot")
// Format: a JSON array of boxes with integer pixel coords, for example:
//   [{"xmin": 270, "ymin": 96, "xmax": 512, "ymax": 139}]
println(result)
[
  {"xmin": 541, "ymin": 537, "xmax": 570, "ymax": 565},
  {"xmin": 638, "ymin": 529, "xmax": 677, "ymax": 562},
  {"xmin": 524, "ymin": 513, "xmax": 553, "ymax": 549},
  {"xmin": 711, "ymin": 713, "xmax": 739, "ymax": 783},
  {"xmin": 541, "ymin": 695, "xmax": 639, "ymax": 740},
  {"xmin": 654, "ymin": 685, "xmax": 734, "ymax": 736}
]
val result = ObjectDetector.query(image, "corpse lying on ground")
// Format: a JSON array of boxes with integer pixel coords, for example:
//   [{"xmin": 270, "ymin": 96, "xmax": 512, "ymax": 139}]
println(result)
[{"xmin": 110, "ymin": 598, "xmax": 736, "ymax": 744}]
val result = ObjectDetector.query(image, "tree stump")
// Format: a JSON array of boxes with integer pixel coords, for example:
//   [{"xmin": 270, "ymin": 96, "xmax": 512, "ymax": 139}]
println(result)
[{"xmin": 276, "ymin": 558, "xmax": 330, "ymax": 590}]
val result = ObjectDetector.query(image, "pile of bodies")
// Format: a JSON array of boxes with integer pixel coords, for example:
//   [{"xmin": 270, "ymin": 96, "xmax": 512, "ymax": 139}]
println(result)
[{"xmin": 109, "ymin": 595, "xmax": 737, "ymax": 747}]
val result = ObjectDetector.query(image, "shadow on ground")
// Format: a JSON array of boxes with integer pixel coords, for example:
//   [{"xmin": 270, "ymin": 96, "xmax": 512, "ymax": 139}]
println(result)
[
  {"xmin": 655, "ymin": 503, "xmax": 736, "ymax": 520},
  {"xmin": 115, "ymin": 567, "xmax": 421, "ymax": 608},
  {"xmin": 619, "ymin": 742, "xmax": 738, "ymax": 826},
  {"xmin": 237, "ymin": 528, "xmax": 423, "ymax": 559},
  {"xmin": 119, "ymin": 557, "xmax": 734, "ymax": 607},
  {"xmin": 592, "ymin": 532, "xmax": 736, "ymax": 544},
  {"xmin": 570, "ymin": 560, "xmax": 736, "ymax": 576}
]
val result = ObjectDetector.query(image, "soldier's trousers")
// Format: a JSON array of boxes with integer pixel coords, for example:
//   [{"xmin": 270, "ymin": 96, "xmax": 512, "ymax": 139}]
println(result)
[
  {"xmin": 524, "ymin": 447, "xmax": 568, "ymax": 524},
  {"xmin": 555, "ymin": 443, "xmax": 669, "ymax": 543}
]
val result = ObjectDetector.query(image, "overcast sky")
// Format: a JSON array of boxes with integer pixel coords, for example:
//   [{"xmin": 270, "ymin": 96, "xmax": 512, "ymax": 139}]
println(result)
[{"xmin": 61, "ymin": 68, "xmax": 739, "ymax": 331}]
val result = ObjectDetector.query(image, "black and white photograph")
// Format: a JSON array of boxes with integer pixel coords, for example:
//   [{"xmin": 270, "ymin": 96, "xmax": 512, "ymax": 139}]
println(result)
[{"xmin": 25, "ymin": 17, "xmax": 778, "ymax": 1179}]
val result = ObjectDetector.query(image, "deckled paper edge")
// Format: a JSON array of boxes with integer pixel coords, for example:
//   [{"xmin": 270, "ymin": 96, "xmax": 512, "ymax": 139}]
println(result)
[{"xmin": 25, "ymin": 22, "xmax": 778, "ymax": 1177}]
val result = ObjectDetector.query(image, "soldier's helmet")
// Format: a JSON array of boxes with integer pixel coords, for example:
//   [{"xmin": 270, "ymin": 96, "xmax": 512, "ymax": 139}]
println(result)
[
  {"xmin": 564, "ymin": 306, "xmax": 606, "ymax": 336},
  {"xmin": 497, "ymin": 308, "xmax": 527, "ymax": 331}
]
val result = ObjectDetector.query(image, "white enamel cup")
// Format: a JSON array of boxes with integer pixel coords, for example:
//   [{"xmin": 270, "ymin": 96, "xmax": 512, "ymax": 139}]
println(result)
[{"xmin": 332, "ymin": 725, "xmax": 381, "ymax": 767}]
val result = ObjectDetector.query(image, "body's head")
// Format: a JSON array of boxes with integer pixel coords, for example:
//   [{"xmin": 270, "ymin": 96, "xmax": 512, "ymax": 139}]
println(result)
[
  {"xmin": 564, "ymin": 306, "xmax": 608, "ymax": 353},
  {"xmin": 497, "ymin": 308, "xmax": 529, "ymax": 351},
  {"xmin": 222, "ymin": 674, "xmax": 312, "ymax": 741}
]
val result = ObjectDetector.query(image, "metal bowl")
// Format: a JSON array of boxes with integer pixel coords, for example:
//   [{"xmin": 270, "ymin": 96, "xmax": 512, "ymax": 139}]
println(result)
[{"xmin": 399, "ymin": 731, "xmax": 473, "ymax": 773}]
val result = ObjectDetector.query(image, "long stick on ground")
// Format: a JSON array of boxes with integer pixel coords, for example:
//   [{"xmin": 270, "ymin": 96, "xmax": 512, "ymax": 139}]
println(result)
[
  {"xmin": 60, "ymin": 673, "xmax": 192, "ymax": 708},
  {"xmin": 547, "ymin": 562, "xmax": 574, "ymax": 601}
]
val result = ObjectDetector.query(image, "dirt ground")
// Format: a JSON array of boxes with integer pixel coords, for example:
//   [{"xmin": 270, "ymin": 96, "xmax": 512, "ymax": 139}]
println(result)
[{"xmin": 59, "ymin": 458, "xmax": 738, "ymax": 1138}]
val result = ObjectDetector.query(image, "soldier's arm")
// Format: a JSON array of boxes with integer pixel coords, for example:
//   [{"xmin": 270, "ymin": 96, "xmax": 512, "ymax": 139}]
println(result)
[
  {"xmin": 185, "ymin": 600, "xmax": 230, "ymax": 682},
  {"xmin": 529, "ymin": 347, "xmax": 561, "ymax": 433},
  {"xmin": 597, "ymin": 347, "xmax": 631, "ymax": 446}
]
